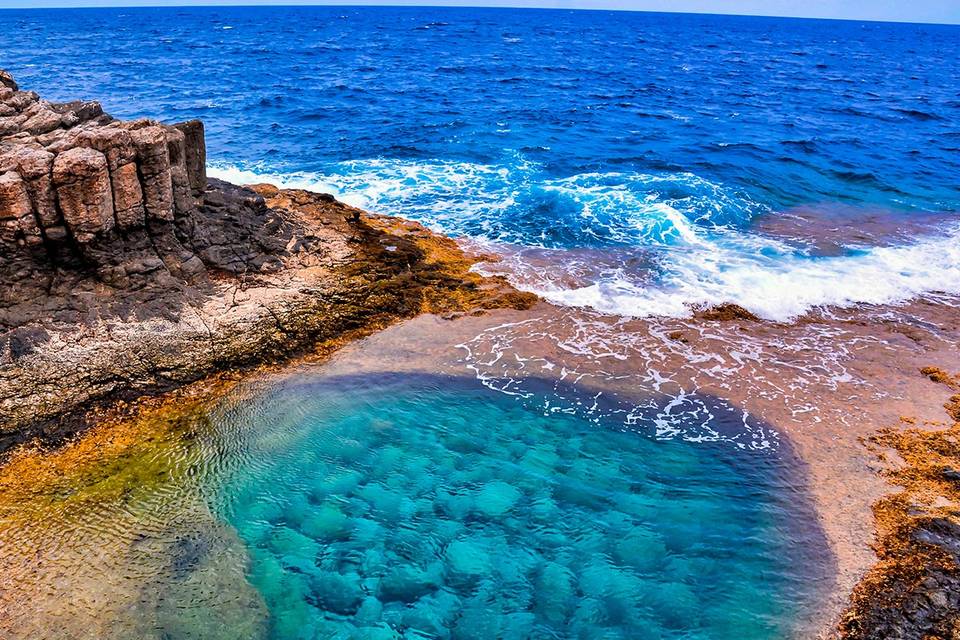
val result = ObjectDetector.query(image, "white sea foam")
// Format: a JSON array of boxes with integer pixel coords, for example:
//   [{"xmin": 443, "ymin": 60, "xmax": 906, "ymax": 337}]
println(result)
[
  {"xmin": 530, "ymin": 224, "xmax": 960, "ymax": 322},
  {"xmin": 209, "ymin": 159, "xmax": 523, "ymax": 232},
  {"xmin": 210, "ymin": 160, "xmax": 960, "ymax": 322}
]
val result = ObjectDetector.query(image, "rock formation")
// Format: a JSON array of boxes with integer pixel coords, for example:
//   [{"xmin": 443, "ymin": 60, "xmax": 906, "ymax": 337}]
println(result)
[
  {"xmin": 0, "ymin": 69, "xmax": 210, "ymax": 288},
  {"xmin": 0, "ymin": 69, "xmax": 534, "ymax": 451}
]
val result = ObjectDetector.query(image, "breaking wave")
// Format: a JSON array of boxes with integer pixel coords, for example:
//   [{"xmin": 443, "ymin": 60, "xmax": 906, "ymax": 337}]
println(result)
[{"xmin": 210, "ymin": 159, "xmax": 960, "ymax": 322}]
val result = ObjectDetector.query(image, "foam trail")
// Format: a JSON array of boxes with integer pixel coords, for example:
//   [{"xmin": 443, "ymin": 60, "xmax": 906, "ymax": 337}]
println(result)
[{"xmin": 533, "ymin": 224, "xmax": 960, "ymax": 322}]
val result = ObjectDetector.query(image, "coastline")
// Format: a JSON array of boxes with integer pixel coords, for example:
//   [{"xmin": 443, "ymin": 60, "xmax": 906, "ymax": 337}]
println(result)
[
  {"xmin": 0, "ymin": 188, "xmax": 534, "ymax": 453},
  {"xmin": 0, "ymin": 309, "xmax": 835, "ymax": 640},
  {"xmin": 3, "ymin": 210, "xmax": 958, "ymax": 638},
  {"xmin": 6, "ymin": 297, "xmax": 950, "ymax": 638},
  {"xmin": 3, "ymin": 69, "xmax": 960, "ymax": 638}
]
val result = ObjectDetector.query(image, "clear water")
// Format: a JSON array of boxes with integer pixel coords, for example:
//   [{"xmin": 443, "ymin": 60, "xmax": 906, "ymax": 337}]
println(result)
[
  {"xmin": 4, "ymin": 7, "xmax": 960, "ymax": 320},
  {"xmin": 211, "ymin": 374, "xmax": 827, "ymax": 639}
]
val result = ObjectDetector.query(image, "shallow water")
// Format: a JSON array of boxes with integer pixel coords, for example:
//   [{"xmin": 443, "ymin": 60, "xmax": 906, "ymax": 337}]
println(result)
[
  {"xmin": 214, "ymin": 373, "xmax": 826, "ymax": 639},
  {"xmin": 0, "ymin": 370, "xmax": 830, "ymax": 639}
]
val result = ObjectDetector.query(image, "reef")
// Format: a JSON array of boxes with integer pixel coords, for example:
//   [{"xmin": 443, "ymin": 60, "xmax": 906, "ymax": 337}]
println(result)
[
  {"xmin": 0, "ymin": 69, "xmax": 535, "ymax": 453},
  {"xmin": 837, "ymin": 368, "xmax": 960, "ymax": 639}
]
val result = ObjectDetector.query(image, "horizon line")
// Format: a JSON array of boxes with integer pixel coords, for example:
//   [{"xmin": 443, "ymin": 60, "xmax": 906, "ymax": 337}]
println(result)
[{"xmin": 1, "ymin": 3, "xmax": 959, "ymax": 28}]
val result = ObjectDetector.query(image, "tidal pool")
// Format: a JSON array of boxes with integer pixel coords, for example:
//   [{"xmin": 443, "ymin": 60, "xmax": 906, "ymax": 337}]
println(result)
[
  {"xmin": 0, "ymin": 371, "xmax": 829, "ymax": 639},
  {"xmin": 207, "ymin": 373, "xmax": 828, "ymax": 639}
]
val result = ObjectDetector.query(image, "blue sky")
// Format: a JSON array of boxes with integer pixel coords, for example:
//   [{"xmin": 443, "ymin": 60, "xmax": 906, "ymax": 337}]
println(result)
[{"xmin": 1, "ymin": 0, "xmax": 958, "ymax": 25}]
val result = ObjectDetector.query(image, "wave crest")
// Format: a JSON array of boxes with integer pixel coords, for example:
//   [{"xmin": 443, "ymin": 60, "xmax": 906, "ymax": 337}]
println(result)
[{"xmin": 209, "ymin": 159, "xmax": 960, "ymax": 322}]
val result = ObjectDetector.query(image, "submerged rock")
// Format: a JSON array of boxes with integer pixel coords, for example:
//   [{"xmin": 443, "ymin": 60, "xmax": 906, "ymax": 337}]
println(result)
[
  {"xmin": 353, "ymin": 596, "xmax": 384, "ymax": 625},
  {"xmin": 472, "ymin": 480, "xmax": 522, "ymax": 518},
  {"xmin": 533, "ymin": 561, "xmax": 576, "ymax": 625},
  {"xmin": 300, "ymin": 503, "xmax": 351, "ymax": 542},
  {"xmin": 612, "ymin": 526, "xmax": 668, "ymax": 574},
  {"xmin": 445, "ymin": 538, "xmax": 492, "ymax": 579},
  {"xmin": 377, "ymin": 562, "xmax": 443, "ymax": 603},
  {"xmin": 267, "ymin": 526, "xmax": 320, "ymax": 564},
  {"xmin": 350, "ymin": 625, "xmax": 400, "ymax": 640},
  {"xmin": 309, "ymin": 571, "xmax": 364, "ymax": 615},
  {"xmin": 401, "ymin": 590, "xmax": 460, "ymax": 639}
]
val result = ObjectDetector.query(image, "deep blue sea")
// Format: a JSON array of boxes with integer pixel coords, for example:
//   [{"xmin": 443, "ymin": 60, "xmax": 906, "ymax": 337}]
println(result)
[
  {"xmin": 4, "ymin": 6, "xmax": 960, "ymax": 319},
  {"xmin": 8, "ymin": 8, "xmax": 944, "ymax": 639}
]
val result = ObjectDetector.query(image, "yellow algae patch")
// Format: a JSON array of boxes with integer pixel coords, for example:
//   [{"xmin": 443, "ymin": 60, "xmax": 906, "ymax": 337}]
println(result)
[
  {"xmin": 0, "ymin": 376, "xmax": 236, "ymax": 517},
  {"xmin": 0, "ymin": 375, "xmax": 268, "ymax": 640},
  {"xmin": 838, "ymin": 368, "xmax": 960, "ymax": 639}
]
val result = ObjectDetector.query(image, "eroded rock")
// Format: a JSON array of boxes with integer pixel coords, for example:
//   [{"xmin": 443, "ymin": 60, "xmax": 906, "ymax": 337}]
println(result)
[
  {"xmin": 52, "ymin": 146, "xmax": 115, "ymax": 242},
  {"xmin": 0, "ymin": 70, "xmax": 207, "ymax": 270}
]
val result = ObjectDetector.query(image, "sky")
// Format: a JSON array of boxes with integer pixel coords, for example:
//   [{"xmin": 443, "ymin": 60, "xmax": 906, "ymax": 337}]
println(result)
[{"xmin": 0, "ymin": 0, "xmax": 958, "ymax": 25}]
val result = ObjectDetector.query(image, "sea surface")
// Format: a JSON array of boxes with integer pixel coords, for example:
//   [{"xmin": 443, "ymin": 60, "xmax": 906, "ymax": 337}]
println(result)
[
  {"xmin": 1, "ymin": 7, "xmax": 958, "ymax": 639},
  {"xmin": 4, "ymin": 6, "xmax": 960, "ymax": 320}
]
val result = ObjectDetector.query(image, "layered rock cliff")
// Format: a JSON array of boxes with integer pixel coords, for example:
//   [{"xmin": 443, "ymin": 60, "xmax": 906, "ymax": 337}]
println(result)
[
  {"xmin": 0, "ymin": 70, "xmax": 534, "ymax": 449},
  {"xmin": 0, "ymin": 69, "xmax": 210, "ymax": 287}
]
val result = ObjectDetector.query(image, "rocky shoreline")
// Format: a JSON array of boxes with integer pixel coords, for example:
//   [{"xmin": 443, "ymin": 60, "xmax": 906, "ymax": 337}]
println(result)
[
  {"xmin": 0, "ymin": 69, "xmax": 533, "ymax": 453},
  {"xmin": 3, "ymin": 70, "xmax": 960, "ymax": 639},
  {"xmin": 837, "ymin": 367, "xmax": 960, "ymax": 639}
]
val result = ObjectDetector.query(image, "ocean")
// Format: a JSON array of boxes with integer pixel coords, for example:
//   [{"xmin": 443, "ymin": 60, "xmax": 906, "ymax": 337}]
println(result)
[
  {"xmin": 5, "ymin": 5, "xmax": 959, "ymax": 321},
  {"xmin": 1, "ymin": 7, "xmax": 958, "ymax": 639}
]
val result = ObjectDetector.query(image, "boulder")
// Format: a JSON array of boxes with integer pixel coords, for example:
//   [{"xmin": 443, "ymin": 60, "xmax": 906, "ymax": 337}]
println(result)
[
  {"xmin": 472, "ymin": 481, "xmax": 522, "ymax": 518},
  {"xmin": 0, "ymin": 114, "xmax": 27, "ymax": 137},
  {"xmin": 22, "ymin": 105, "xmax": 62, "ymax": 136},
  {"xmin": 377, "ymin": 563, "xmax": 443, "ymax": 603},
  {"xmin": 4, "ymin": 91, "xmax": 39, "ymax": 113},
  {"xmin": 309, "ymin": 571, "xmax": 364, "ymax": 615},
  {"xmin": 0, "ymin": 70, "xmax": 17, "ymax": 91},
  {"xmin": 50, "ymin": 100, "xmax": 104, "ymax": 123}
]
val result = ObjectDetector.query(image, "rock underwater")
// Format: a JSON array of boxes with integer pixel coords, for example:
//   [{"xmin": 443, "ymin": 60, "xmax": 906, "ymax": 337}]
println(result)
[{"xmin": 0, "ymin": 69, "xmax": 535, "ymax": 451}]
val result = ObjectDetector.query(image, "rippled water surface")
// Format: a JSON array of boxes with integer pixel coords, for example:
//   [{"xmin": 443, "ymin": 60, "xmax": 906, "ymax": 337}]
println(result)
[
  {"xmin": 0, "ymin": 372, "xmax": 829, "ymax": 639},
  {"xmin": 4, "ymin": 6, "xmax": 959, "ymax": 319},
  {"xmin": 216, "ymin": 374, "xmax": 826, "ymax": 639}
]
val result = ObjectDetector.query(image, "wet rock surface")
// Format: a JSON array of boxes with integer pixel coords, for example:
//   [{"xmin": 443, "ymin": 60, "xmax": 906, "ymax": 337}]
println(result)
[
  {"xmin": 837, "ymin": 369, "xmax": 960, "ymax": 639},
  {"xmin": 0, "ymin": 70, "xmax": 534, "ymax": 451}
]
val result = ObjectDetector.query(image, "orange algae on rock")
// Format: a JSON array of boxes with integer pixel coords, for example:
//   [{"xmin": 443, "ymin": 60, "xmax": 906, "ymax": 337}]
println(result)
[
  {"xmin": 838, "ymin": 367, "xmax": 960, "ymax": 639},
  {"xmin": 255, "ymin": 185, "xmax": 538, "ymax": 318},
  {"xmin": 920, "ymin": 366, "xmax": 959, "ymax": 390},
  {"xmin": 0, "ymin": 375, "xmax": 237, "ymax": 518},
  {"xmin": 694, "ymin": 302, "xmax": 761, "ymax": 323}
]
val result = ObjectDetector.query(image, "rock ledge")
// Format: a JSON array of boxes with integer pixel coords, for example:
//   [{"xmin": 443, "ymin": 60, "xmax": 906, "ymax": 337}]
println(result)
[{"xmin": 0, "ymin": 70, "xmax": 535, "ymax": 450}]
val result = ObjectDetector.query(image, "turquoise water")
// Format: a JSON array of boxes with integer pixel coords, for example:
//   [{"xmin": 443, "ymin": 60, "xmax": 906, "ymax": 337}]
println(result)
[{"xmin": 210, "ymin": 374, "xmax": 827, "ymax": 639}]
